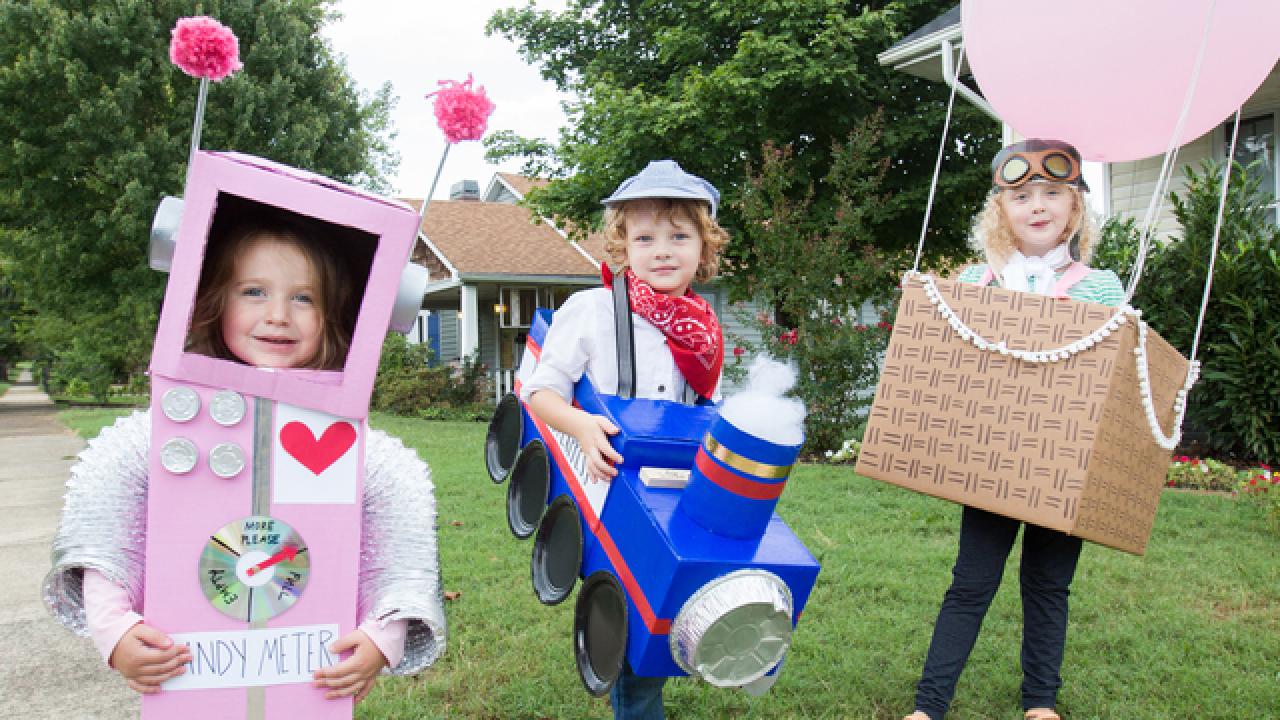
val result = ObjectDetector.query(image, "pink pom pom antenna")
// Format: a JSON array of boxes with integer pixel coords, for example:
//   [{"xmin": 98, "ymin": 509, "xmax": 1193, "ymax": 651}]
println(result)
[
  {"xmin": 427, "ymin": 74, "xmax": 496, "ymax": 144},
  {"xmin": 169, "ymin": 16, "xmax": 242, "ymax": 82}
]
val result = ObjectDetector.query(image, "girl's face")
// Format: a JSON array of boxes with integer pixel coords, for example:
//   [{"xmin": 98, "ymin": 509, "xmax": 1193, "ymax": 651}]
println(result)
[
  {"xmin": 1000, "ymin": 183, "xmax": 1076, "ymax": 257},
  {"xmin": 624, "ymin": 205, "xmax": 703, "ymax": 297},
  {"xmin": 220, "ymin": 236, "xmax": 323, "ymax": 369}
]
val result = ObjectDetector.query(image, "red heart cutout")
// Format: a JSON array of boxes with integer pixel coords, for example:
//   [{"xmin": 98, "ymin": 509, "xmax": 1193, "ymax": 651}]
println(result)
[{"xmin": 279, "ymin": 421, "xmax": 356, "ymax": 475}]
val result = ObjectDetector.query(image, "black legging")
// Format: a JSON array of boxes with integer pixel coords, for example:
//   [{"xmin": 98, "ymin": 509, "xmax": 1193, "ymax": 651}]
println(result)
[{"xmin": 914, "ymin": 505, "xmax": 1083, "ymax": 719}]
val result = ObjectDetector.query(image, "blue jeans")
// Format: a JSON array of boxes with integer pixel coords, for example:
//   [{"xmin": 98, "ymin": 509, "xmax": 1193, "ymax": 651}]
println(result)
[
  {"xmin": 913, "ymin": 506, "xmax": 1083, "ymax": 719},
  {"xmin": 610, "ymin": 661, "xmax": 666, "ymax": 720}
]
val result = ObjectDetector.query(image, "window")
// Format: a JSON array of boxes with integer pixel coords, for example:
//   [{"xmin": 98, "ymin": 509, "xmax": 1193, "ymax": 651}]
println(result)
[
  {"xmin": 1225, "ymin": 113, "xmax": 1277, "ymax": 224},
  {"xmin": 497, "ymin": 286, "xmax": 572, "ymax": 328}
]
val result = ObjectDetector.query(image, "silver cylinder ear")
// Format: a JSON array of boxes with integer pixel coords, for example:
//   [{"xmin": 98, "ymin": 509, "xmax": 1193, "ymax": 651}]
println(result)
[
  {"xmin": 149, "ymin": 195, "xmax": 184, "ymax": 272},
  {"xmin": 389, "ymin": 263, "xmax": 429, "ymax": 334}
]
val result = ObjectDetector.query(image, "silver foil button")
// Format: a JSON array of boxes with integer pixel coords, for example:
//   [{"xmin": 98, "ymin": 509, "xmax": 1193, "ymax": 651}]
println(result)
[
  {"xmin": 160, "ymin": 437, "xmax": 199, "ymax": 475},
  {"xmin": 161, "ymin": 387, "xmax": 200, "ymax": 423},
  {"xmin": 209, "ymin": 390, "xmax": 247, "ymax": 426},
  {"xmin": 208, "ymin": 442, "xmax": 246, "ymax": 478}
]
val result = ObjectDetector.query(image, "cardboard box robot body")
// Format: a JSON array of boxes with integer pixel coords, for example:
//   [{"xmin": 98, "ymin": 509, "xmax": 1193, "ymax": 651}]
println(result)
[{"xmin": 143, "ymin": 151, "xmax": 420, "ymax": 719}]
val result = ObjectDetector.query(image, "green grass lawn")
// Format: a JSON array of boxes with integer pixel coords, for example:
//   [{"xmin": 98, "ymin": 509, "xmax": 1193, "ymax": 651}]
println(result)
[{"xmin": 60, "ymin": 409, "xmax": 1280, "ymax": 719}]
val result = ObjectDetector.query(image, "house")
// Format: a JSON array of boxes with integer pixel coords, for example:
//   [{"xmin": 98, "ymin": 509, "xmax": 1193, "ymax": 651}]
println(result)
[
  {"xmin": 878, "ymin": 5, "xmax": 1280, "ymax": 236},
  {"xmin": 405, "ymin": 174, "xmax": 764, "ymax": 401}
]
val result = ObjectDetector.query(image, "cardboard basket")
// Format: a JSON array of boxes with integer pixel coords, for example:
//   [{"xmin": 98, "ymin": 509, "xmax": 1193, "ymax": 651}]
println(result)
[{"xmin": 855, "ymin": 275, "xmax": 1188, "ymax": 555}]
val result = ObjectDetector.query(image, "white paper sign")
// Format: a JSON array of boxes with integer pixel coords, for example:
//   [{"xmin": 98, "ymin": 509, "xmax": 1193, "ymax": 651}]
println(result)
[
  {"xmin": 273, "ymin": 403, "xmax": 360, "ymax": 505},
  {"xmin": 164, "ymin": 624, "xmax": 340, "ymax": 690},
  {"xmin": 549, "ymin": 428, "xmax": 611, "ymax": 519}
]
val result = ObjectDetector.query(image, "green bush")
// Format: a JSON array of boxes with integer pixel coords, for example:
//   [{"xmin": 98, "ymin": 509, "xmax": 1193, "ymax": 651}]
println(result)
[
  {"xmin": 730, "ymin": 314, "xmax": 891, "ymax": 455},
  {"xmin": 372, "ymin": 334, "xmax": 491, "ymax": 418},
  {"xmin": 1164, "ymin": 455, "xmax": 1238, "ymax": 492},
  {"xmin": 1236, "ymin": 464, "xmax": 1280, "ymax": 531},
  {"xmin": 1095, "ymin": 161, "xmax": 1280, "ymax": 463}
]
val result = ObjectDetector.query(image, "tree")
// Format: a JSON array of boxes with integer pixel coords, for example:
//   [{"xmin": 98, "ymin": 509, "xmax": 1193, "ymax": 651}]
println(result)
[
  {"xmin": 486, "ymin": 0, "xmax": 998, "ymax": 301},
  {"xmin": 0, "ymin": 0, "xmax": 396, "ymax": 394},
  {"xmin": 1092, "ymin": 161, "xmax": 1280, "ymax": 463},
  {"xmin": 729, "ymin": 114, "xmax": 897, "ymax": 452}
]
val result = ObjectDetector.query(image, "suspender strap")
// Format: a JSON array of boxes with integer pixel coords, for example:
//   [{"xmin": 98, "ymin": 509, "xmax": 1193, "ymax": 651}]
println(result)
[
  {"xmin": 612, "ymin": 275, "xmax": 636, "ymax": 400},
  {"xmin": 977, "ymin": 262, "xmax": 1090, "ymax": 299},
  {"xmin": 682, "ymin": 382, "xmax": 699, "ymax": 405},
  {"xmin": 1050, "ymin": 262, "xmax": 1091, "ymax": 298}
]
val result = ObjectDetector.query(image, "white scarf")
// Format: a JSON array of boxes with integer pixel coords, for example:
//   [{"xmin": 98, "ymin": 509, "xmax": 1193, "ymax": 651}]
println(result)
[{"xmin": 1000, "ymin": 243, "xmax": 1072, "ymax": 296}]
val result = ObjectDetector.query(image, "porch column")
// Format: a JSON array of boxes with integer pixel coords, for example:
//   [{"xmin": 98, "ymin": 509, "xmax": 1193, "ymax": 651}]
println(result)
[{"xmin": 460, "ymin": 283, "xmax": 479, "ymax": 360}]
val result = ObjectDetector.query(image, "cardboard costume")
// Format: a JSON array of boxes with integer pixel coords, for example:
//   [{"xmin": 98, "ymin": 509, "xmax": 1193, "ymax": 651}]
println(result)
[
  {"xmin": 43, "ymin": 151, "xmax": 443, "ymax": 719},
  {"xmin": 485, "ymin": 282, "xmax": 820, "ymax": 696},
  {"xmin": 856, "ymin": 140, "xmax": 1193, "ymax": 555}
]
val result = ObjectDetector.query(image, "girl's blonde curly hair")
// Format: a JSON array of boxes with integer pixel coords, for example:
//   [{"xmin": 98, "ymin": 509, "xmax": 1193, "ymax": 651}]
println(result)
[
  {"xmin": 602, "ymin": 198, "xmax": 730, "ymax": 284},
  {"xmin": 972, "ymin": 185, "xmax": 1098, "ymax": 271}
]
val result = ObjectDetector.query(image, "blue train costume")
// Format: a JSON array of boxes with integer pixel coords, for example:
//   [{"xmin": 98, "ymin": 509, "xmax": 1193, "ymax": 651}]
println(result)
[{"xmin": 485, "ymin": 283, "xmax": 821, "ymax": 697}]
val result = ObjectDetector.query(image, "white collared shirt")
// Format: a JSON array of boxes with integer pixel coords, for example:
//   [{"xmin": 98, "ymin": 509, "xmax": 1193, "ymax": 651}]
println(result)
[{"xmin": 518, "ymin": 287, "xmax": 722, "ymax": 403}]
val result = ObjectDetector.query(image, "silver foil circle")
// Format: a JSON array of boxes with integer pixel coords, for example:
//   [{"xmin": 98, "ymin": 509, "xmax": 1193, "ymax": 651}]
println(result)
[
  {"xmin": 161, "ymin": 386, "xmax": 200, "ymax": 422},
  {"xmin": 160, "ymin": 437, "xmax": 198, "ymax": 474},
  {"xmin": 669, "ymin": 569, "xmax": 793, "ymax": 687},
  {"xmin": 208, "ymin": 442, "xmax": 246, "ymax": 478},
  {"xmin": 209, "ymin": 389, "xmax": 247, "ymax": 426}
]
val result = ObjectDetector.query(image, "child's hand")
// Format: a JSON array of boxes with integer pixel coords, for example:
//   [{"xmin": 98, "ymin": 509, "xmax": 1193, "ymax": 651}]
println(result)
[
  {"xmin": 312, "ymin": 629, "xmax": 387, "ymax": 703},
  {"xmin": 109, "ymin": 622, "xmax": 191, "ymax": 694},
  {"xmin": 571, "ymin": 412, "xmax": 623, "ymax": 482}
]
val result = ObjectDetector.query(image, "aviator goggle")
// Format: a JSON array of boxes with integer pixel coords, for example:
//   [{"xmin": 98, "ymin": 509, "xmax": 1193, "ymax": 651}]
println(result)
[{"xmin": 991, "ymin": 141, "xmax": 1089, "ymax": 192}]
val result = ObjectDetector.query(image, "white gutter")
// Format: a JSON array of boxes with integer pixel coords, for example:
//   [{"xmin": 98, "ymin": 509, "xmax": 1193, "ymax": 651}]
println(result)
[
  {"xmin": 939, "ymin": 38, "xmax": 998, "ymax": 122},
  {"xmin": 877, "ymin": 24, "xmax": 999, "ymax": 123}
]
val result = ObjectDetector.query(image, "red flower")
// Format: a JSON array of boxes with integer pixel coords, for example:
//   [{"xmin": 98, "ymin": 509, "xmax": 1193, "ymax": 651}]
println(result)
[
  {"xmin": 733, "ymin": 346, "xmax": 745, "ymax": 357},
  {"xmin": 1190, "ymin": 458, "xmax": 1199, "ymax": 465},
  {"xmin": 1261, "ymin": 463, "xmax": 1272, "ymax": 471},
  {"xmin": 780, "ymin": 329, "xmax": 798, "ymax": 346},
  {"xmin": 1250, "ymin": 478, "xmax": 1259, "ymax": 486},
  {"xmin": 1166, "ymin": 480, "xmax": 1175, "ymax": 487},
  {"xmin": 831, "ymin": 316, "xmax": 842, "ymax": 326}
]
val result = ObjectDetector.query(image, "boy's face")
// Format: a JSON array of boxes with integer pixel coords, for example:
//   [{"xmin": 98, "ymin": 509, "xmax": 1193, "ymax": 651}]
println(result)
[
  {"xmin": 624, "ymin": 205, "xmax": 703, "ymax": 297},
  {"xmin": 221, "ymin": 236, "xmax": 323, "ymax": 369},
  {"xmin": 1000, "ymin": 182, "xmax": 1076, "ymax": 258}
]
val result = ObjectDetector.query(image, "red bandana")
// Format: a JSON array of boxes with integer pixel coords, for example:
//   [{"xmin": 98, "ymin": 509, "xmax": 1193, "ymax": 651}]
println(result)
[{"xmin": 602, "ymin": 265, "xmax": 723, "ymax": 401}]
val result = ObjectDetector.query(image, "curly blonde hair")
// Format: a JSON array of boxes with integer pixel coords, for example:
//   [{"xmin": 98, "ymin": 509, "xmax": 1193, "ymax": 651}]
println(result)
[
  {"xmin": 602, "ymin": 198, "xmax": 730, "ymax": 283},
  {"xmin": 971, "ymin": 185, "xmax": 1098, "ymax": 271}
]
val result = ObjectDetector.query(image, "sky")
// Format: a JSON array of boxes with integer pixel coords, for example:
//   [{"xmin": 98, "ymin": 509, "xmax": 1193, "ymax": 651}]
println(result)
[
  {"xmin": 320, "ymin": 2, "xmax": 1108, "ymax": 212},
  {"xmin": 321, "ymin": 0, "xmax": 571, "ymax": 200}
]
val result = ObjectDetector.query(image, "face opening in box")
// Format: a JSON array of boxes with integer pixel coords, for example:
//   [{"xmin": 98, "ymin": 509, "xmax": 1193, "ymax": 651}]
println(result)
[{"xmin": 184, "ymin": 193, "xmax": 377, "ymax": 375}]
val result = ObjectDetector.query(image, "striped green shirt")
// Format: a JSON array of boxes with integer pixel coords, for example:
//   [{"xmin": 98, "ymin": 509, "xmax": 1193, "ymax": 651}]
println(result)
[{"xmin": 954, "ymin": 264, "xmax": 1126, "ymax": 308}]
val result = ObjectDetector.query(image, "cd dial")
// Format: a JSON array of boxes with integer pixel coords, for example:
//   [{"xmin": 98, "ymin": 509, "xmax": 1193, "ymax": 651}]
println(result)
[{"xmin": 199, "ymin": 515, "xmax": 310, "ymax": 622}]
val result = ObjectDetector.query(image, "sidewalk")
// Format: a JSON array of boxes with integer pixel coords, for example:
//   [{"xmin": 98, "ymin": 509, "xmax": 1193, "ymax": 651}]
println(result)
[{"xmin": 0, "ymin": 370, "xmax": 135, "ymax": 719}]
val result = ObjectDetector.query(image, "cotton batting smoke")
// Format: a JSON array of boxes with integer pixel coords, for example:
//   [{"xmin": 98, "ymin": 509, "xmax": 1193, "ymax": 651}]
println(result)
[
  {"xmin": 719, "ymin": 356, "xmax": 806, "ymax": 447},
  {"xmin": 427, "ymin": 74, "xmax": 495, "ymax": 143},
  {"xmin": 169, "ymin": 16, "xmax": 242, "ymax": 81}
]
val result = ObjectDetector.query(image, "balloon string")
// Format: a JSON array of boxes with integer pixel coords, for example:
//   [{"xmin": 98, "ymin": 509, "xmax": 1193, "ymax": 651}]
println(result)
[
  {"xmin": 1125, "ymin": 0, "xmax": 1219, "ymax": 304},
  {"xmin": 1188, "ymin": 108, "xmax": 1240, "ymax": 367},
  {"xmin": 912, "ymin": 41, "xmax": 966, "ymax": 274}
]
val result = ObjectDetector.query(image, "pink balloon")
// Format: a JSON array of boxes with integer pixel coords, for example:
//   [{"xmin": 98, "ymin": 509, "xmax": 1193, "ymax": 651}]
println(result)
[{"xmin": 963, "ymin": 0, "xmax": 1280, "ymax": 162}]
